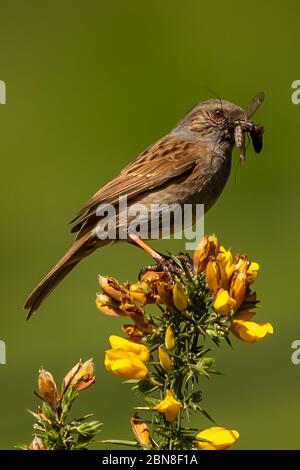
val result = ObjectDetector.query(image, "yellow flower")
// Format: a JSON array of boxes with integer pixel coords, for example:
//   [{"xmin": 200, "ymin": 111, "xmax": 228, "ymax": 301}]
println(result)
[
  {"xmin": 156, "ymin": 390, "xmax": 182, "ymax": 422},
  {"xmin": 165, "ymin": 325, "xmax": 175, "ymax": 351},
  {"xmin": 109, "ymin": 335, "xmax": 150, "ymax": 363},
  {"xmin": 158, "ymin": 346, "xmax": 172, "ymax": 372},
  {"xmin": 194, "ymin": 426, "xmax": 239, "ymax": 450},
  {"xmin": 214, "ymin": 288, "xmax": 237, "ymax": 315},
  {"xmin": 105, "ymin": 348, "xmax": 148, "ymax": 379},
  {"xmin": 231, "ymin": 312, "xmax": 274, "ymax": 343},
  {"xmin": 173, "ymin": 283, "xmax": 188, "ymax": 311},
  {"xmin": 193, "ymin": 235, "xmax": 220, "ymax": 274},
  {"xmin": 205, "ymin": 247, "xmax": 235, "ymax": 295},
  {"xmin": 38, "ymin": 368, "xmax": 58, "ymax": 408}
]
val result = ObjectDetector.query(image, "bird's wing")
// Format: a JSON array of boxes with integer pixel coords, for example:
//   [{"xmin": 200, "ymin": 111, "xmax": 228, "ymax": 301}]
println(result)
[{"xmin": 70, "ymin": 135, "xmax": 204, "ymax": 235}]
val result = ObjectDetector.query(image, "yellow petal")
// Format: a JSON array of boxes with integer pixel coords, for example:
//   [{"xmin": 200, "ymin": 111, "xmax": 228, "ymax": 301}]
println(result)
[
  {"xmin": 214, "ymin": 289, "xmax": 237, "ymax": 315},
  {"xmin": 247, "ymin": 261, "xmax": 260, "ymax": 283},
  {"xmin": 109, "ymin": 335, "xmax": 150, "ymax": 362},
  {"xmin": 249, "ymin": 262, "xmax": 259, "ymax": 271},
  {"xmin": 105, "ymin": 349, "xmax": 148, "ymax": 379},
  {"xmin": 194, "ymin": 426, "xmax": 239, "ymax": 450},
  {"xmin": 231, "ymin": 320, "xmax": 274, "ymax": 343}
]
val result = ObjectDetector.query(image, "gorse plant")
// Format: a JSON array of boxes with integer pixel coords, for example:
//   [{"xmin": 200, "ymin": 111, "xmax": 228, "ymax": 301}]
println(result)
[
  {"xmin": 23, "ymin": 235, "xmax": 273, "ymax": 451},
  {"xmin": 97, "ymin": 235, "xmax": 273, "ymax": 450},
  {"xmin": 23, "ymin": 359, "xmax": 102, "ymax": 450}
]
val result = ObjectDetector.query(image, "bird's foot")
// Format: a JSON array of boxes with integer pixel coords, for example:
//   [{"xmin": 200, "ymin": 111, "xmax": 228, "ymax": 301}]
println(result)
[{"xmin": 139, "ymin": 253, "xmax": 192, "ymax": 281}]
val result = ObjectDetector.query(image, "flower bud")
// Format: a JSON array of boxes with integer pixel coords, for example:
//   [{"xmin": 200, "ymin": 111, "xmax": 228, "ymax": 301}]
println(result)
[
  {"xmin": 28, "ymin": 436, "xmax": 47, "ymax": 450},
  {"xmin": 98, "ymin": 275, "xmax": 130, "ymax": 303},
  {"xmin": 38, "ymin": 368, "xmax": 58, "ymax": 408},
  {"xmin": 173, "ymin": 283, "xmax": 188, "ymax": 311},
  {"xmin": 158, "ymin": 346, "xmax": 172, "ymax": 372},
  {"xmin": 165, "ymin": 325, "xmax": 175, "ymax": 351},
  {"xmin": 96, "ymin": 293, "xmax": 125, "ymax": 317},
  {"xmin": 205, "ymin": 260, "xmax": 221, "ymax": 295},
  {"xmin": 64, "ymin": 358, "xmax": 96, "ymax": 392}
]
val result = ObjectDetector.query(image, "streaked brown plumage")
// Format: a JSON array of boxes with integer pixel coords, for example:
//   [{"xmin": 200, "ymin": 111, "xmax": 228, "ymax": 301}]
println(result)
[{"xmin": 25, "ymin": 96, "xmax": 264, "ymax": 318}]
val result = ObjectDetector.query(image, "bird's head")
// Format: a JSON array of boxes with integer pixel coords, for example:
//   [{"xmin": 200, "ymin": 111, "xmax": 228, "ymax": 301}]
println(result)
[{"xmin": 174, "ymin": 98, "xmax": 264, "ymax": 155}]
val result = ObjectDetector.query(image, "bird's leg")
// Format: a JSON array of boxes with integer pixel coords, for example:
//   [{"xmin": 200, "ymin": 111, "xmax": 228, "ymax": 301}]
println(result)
[
  {"xmin": 128, "ymin": 234, "xmax": 165, "ymax": 263},
  {"xmin": 128, "ymin": 234, "xmax": 185, "ymax": 281}
]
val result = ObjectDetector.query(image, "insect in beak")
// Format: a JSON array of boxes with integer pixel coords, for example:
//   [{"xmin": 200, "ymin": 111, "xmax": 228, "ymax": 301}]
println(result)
[{"xmin": 234, "ymin": 92, "xmax": 265, "ymax": 164}]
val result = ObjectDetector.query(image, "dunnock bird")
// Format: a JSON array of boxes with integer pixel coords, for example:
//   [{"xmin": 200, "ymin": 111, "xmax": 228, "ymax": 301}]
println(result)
[{"xmin": 25, "ymin": 94, "xmax": 264, "ymax": 317}]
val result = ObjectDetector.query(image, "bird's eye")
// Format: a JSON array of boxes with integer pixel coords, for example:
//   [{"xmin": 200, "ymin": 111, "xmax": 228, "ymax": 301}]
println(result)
[{"xmin": 213, "ymin": 108, "xmax": 223, "ymax": 119}]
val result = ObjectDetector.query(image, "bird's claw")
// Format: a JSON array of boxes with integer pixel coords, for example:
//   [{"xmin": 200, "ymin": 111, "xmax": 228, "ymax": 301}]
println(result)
[{"xmin": 139, "ymin": 254, "xmax": 190, "ymax": 282}]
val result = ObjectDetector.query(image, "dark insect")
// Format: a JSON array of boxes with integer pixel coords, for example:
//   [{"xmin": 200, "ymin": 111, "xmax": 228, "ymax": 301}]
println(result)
[{"xmin": 245, "ymin": 91, "xmax": 264, "ymax": 154}]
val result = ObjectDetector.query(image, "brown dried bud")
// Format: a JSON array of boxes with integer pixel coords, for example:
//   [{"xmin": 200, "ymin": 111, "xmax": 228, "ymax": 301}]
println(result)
[
  {"xmin": 131, "ymin": 415, "xmax": 151, "ymax": 446},
  {"xmin": 28, "ymin": 436, "xmax": 47, "ymax": 450},
  {"xmin": 38, "ymin": 368, "xmax": 58, "ymax": 408},
  {"xmin": 64, "ymin": 358, "xmax": 95, "ymax": 393}
]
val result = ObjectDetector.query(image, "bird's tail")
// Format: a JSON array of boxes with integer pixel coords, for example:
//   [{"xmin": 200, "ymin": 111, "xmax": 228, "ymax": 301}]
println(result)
[{"xmin": 24, "ymin": 233, "xmax": 100, "ymax": 319}]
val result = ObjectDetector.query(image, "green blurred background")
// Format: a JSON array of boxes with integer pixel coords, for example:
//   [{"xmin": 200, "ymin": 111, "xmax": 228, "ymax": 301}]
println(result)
[{"xmin": 0, "ymin": 0, "xmax": 299, "ymax": 450}]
